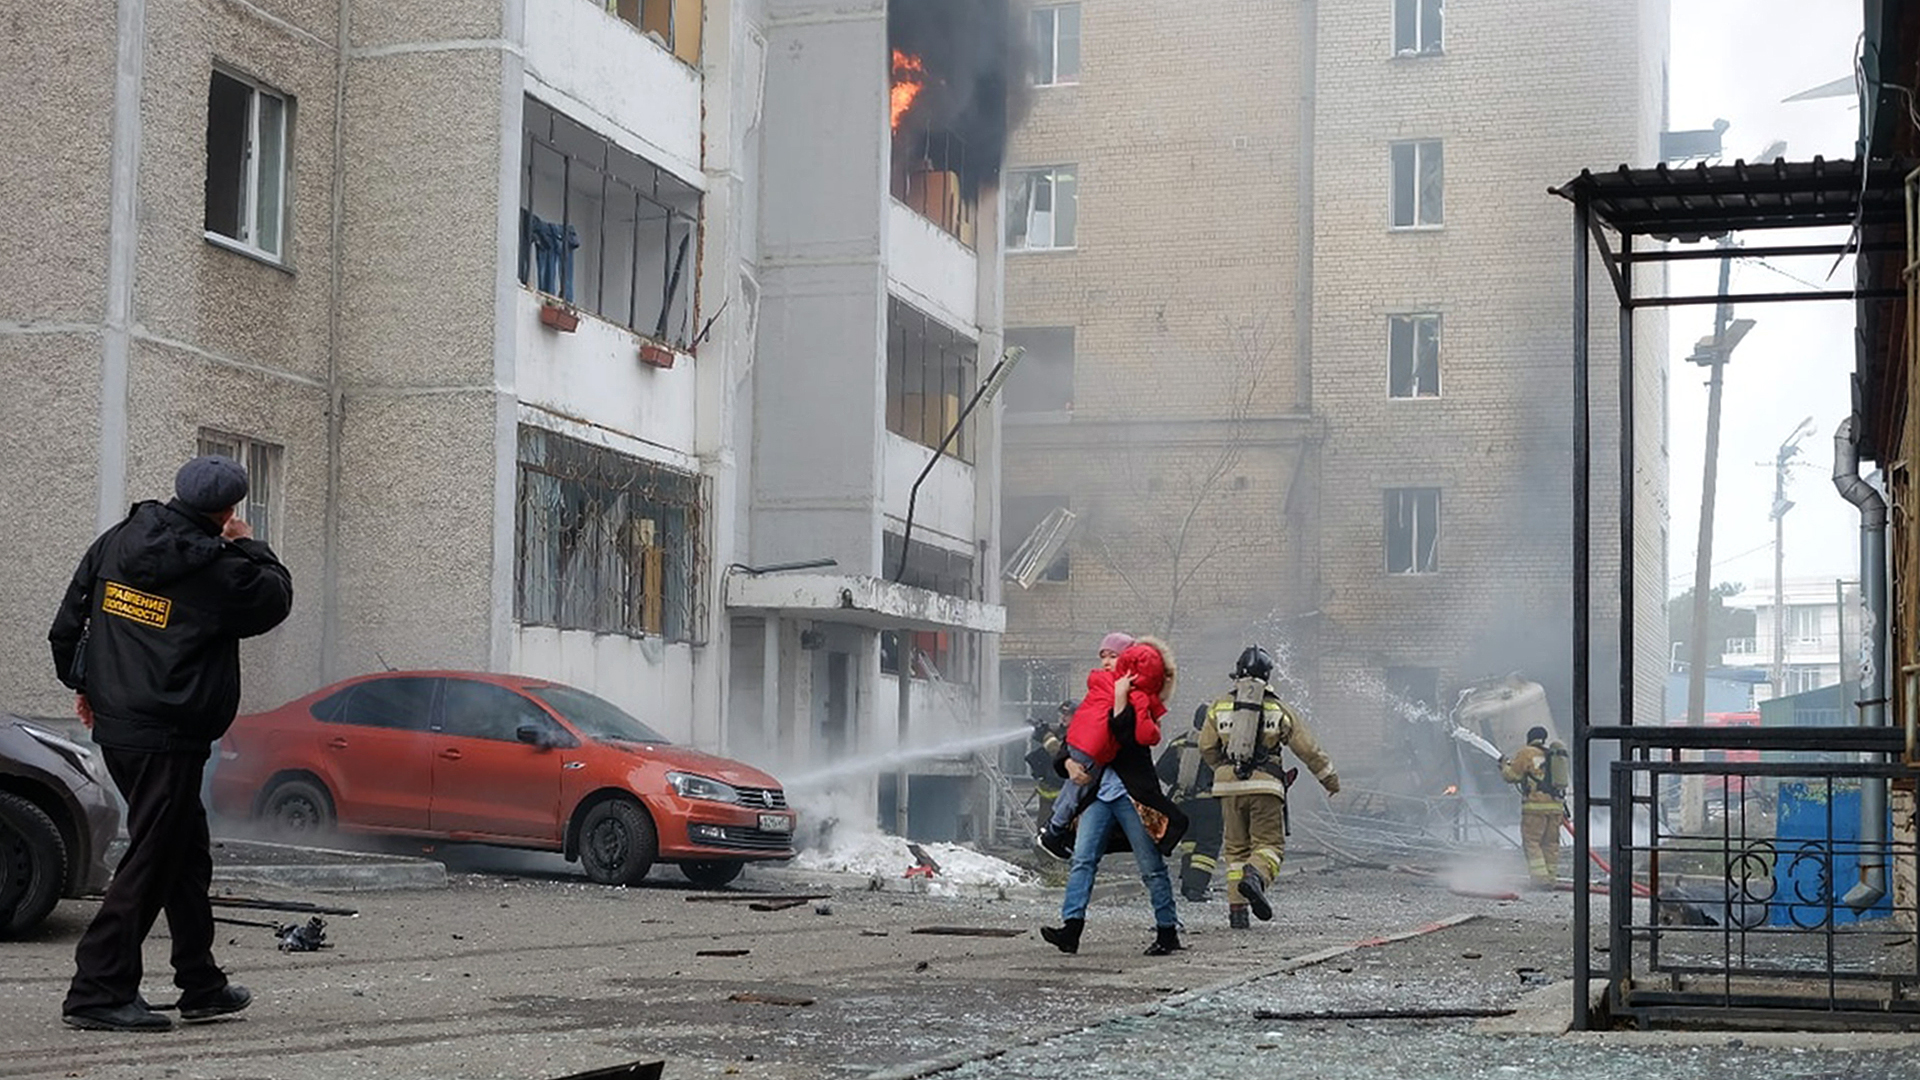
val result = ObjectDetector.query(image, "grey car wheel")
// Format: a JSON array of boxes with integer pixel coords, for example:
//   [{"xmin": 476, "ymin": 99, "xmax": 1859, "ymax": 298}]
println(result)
[
  {"xmin": 579, "ymin": 798, "xmax": 657, "ymax": 886},
  {"xmin": 261, "ymin": 778, "xmax": 335, "ymax": 838},
  {"xmin": 0, "ymin": 791, "xmax": 68, "ymax": 938}
]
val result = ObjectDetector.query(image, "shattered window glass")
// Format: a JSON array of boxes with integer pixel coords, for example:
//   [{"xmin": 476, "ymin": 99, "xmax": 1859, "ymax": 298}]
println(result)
[
  {"xmin": 1390, "ymin": 140, "xmax": 1443, "ymax": 228},
  {"xmin": 1388, "ymin": 314, "xmax": 1441, "ymax": 397},
  {"xmin": 1385, "ymin": 488, "xmax": 1441, "ymax": 574}
]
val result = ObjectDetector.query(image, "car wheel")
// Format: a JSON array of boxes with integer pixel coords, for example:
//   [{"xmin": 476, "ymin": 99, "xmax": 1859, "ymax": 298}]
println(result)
[
  {"xmin": 579, "ymin": 798, "xmax": 657, "ymax": 886},
  {"xmin": 261, "ymin": 778, "xmax": 335, "ymax": 839},
  {"xmin": 0, "ymin": 791, "xmax": 69, "ymax": 939},
  {"xmin": 680, "ymin": 860, "xmax": 745, "ymax": 889}
]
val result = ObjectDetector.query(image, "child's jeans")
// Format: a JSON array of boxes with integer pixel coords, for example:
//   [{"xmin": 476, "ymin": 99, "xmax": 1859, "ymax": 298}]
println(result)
[{"xmin": 1045, "ymin": 747, "xmax": 1100, "ymax": 832}]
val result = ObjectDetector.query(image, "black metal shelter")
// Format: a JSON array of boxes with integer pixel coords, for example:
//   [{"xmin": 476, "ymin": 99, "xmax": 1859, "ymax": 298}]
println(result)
[{"xmin": 1554, "ymin": 157, "xmax": 1920, "ymax": 1030}]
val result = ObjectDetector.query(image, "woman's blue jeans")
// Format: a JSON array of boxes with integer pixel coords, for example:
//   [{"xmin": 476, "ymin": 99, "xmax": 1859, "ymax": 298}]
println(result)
[{"xmin": 1059, "ymin": 793, "xmax": 1178, "ymax": 929}]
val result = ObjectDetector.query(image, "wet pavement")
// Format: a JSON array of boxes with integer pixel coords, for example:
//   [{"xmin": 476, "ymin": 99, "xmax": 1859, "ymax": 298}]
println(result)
[{"xmin": 2, "ymin": 843, "xmax": 1916, "ymax": 1079}]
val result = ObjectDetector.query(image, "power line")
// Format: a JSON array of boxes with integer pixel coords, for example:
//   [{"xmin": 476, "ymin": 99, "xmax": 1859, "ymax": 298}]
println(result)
[{"xmin": 1669, "ymin": 538, "xmax": 1775, "ymax": 584}]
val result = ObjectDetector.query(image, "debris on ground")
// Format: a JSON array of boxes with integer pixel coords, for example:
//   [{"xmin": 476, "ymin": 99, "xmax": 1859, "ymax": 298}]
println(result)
[
  {"xmin": 697, "ymin": 949, "xmax": 751, "ymax": 957},
  {"xmin": 749, "ymin": 898, "xmax": 811, "ymax": 912},
  {"xmin": 276, "ymin": 917, "xmax": 329, "ymax": 952},
  {"xmin": 728, "ymin": 992, "xmax": 814, "ymax": 1007},
  {"xmin": 910, "ymin": 926, "xmax": 1026, "ymax": 938}
]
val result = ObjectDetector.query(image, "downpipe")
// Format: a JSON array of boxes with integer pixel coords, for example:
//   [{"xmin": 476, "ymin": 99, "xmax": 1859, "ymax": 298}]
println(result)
[{"xmin": 1832, "ymin": 417, "xmax": 1889, "ymax": 910}]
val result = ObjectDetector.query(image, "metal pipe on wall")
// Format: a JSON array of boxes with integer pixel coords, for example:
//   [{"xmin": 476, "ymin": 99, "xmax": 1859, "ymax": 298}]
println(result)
[{"xmin": 1833, "ymin": 416, "xmax": 1889, "ymax": 909}]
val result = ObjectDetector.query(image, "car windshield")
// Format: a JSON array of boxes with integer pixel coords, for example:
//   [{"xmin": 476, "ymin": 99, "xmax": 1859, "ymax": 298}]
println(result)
[{"xmin": 527, "ymin": 685, "xmax": 672, "ymax": 745}]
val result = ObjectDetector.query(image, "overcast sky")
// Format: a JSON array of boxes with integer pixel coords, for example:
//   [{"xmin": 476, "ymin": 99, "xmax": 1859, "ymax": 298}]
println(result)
[{"xmin": 1663, "ymin": 0, "xmax": 1864, "ymax": 600}]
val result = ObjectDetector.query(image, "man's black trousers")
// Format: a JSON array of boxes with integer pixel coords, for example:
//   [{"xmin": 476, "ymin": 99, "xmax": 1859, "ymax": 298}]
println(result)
[{"xmin": 64, "ymin": 748, "xmax": 224, "ymax": 1012}]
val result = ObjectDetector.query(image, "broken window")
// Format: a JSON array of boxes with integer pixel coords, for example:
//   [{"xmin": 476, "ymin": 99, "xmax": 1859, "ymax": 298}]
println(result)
[
  {"xmin": 1002, "ymin": 495, "xmax": 1073, "ymax": 585},
  {"xmin": 1032, "ymin": 4, "xmax": 1081, "ymax": 85},
  {"xmin": 1003, "ymin": 327, "xmax": 1075, "ymax": 413},
  {"xmin": 1390, "ymin": 139, "xmax": 1443, "ymax": 228},
  {"xmin": 1388, "ymin": 314, "xmax": 1441, "ymax": 398},
  {"xmin": 520, "ymin": 97, "xmax": 702, "ymax": 347},
  {"xmin": 196, "ymin": 429, "xmax": 283, "ymax": 546},
  {"xmin": 1007, "ymin": 166, "xmax": 1078, "ymax": 250},
  {"xmin": 1385, "ymin": 488, "xmax": 1440, "ymax": 574},
  {"xmin": 883, "ymin": 530, "xmax": 977, "ymax": 601},
  {"xmin": 515, "ymin": 425, "xmax": 705, "ymax": 642},
  {"xmin": 204, "ymin": 68, "xmax": 290, "ymax": 260},
  {"xmin": 1393, "ymin": 0, "xmax": 1443, "ymax": 56},
  {"xmin": 886, "ymin": 296, "xmax": 979, "ymax": 459},
  {"xmin": 893, "ymin": 128, "xmax": 977, "ymax": 247},
  {"xmin": 603, "ymin": 0, "xmax": 702, "ymax": 65}
]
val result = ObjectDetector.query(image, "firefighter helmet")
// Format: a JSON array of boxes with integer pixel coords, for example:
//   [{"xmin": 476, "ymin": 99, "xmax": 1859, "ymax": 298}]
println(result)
[{"xmin": 1233, "ymin": 646, "xmax": 1275, "ymax": 682}]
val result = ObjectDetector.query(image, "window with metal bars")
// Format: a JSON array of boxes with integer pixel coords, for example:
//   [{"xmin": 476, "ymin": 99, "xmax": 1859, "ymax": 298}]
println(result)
[
  {"xmin": 520, "ymin": 97, "xmax": 701, "ymax": 347},
  {"xmin": 514, "ymin": 425, "xmax": 705, "ymax": 643},
  {"xmin": 194, "ymin": 429, "xmax": 282, "ymax": 546}
]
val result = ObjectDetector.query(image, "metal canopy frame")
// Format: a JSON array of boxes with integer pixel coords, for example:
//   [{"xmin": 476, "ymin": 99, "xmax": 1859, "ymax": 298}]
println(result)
[{"xmin": 1553, "ymin": 156, "xmax": 1920, "ymax": 1031}]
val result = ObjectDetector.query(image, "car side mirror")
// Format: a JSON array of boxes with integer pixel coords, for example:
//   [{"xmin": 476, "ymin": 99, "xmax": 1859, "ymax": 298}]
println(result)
[{"xmin": 516, "ymin": 724, "xmax": 550, "ymax": 749}]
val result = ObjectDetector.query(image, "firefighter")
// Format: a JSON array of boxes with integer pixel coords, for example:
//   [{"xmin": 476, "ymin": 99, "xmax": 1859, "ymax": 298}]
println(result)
[
  {"xmin": 1156, "ymin": 703, "xmax": 1224, "ymax": 902},
  {"xmin": 1025, "ymin": 700, "xmax": 1072, "ymax": 833},
  {"xmin": 1499, "ymin": 725, "xmax": 1568, "ymax": 889},
  {"xmin": 1199, "ymin": 646, "xmax": 1340, "ymax": 929}
]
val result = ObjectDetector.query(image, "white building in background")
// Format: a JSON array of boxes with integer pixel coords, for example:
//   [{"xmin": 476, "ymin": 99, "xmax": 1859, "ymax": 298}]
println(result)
[
  {"xmin": 1, "ymin": 0, "xmax": 1010, "ymax": 840},
  {"xmin": 1722, "ymin": 578, "xmax": 1864, "ymax": 700}
]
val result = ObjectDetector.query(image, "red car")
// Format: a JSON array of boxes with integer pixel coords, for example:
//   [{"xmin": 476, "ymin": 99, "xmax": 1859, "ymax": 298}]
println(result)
[{"xmin": 211, "ymin": 671, "xmax": 795, "ymax": 888}]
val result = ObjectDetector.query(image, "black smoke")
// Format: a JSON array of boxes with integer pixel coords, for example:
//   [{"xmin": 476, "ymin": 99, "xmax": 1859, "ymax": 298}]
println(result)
[{"xmin": 888, "ymin": 0, "xmax": 1034, "ymax": 183}]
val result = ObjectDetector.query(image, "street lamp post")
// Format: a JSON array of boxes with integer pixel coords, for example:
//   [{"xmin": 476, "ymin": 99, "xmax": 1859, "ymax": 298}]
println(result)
[{"xmin": 1769, "ymin": 417, "xmax": 1817, "ymax": 696}]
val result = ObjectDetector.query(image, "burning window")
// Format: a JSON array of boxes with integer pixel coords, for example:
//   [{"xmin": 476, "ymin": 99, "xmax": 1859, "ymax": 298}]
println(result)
[
  {"xmin": 886, "ymin": 296, "xmax": 979, "ymax": 460},
  {"xmin": 1003, "ymin": 327, "xmax": 1074, "ymax": 412},
  {"xmin": 1008, "ymin": 166, "xmax": 1077, "ymax": 250},
  {"xmin": 520, "ymin": 97, "xmax": 701, "ymax": 347},
  {"xmin": 1392, "ymin": 0, "xmax": 1443, "ymax": 56},
  {"xmin": 1385, "ymin": 488, "xmax": 1440, "ymax": 574},
  {"xmin": 1032, "ymin": 4, "xmax": 1081, "ymax": 85},
  {"xmin": 1390, "ymin": 139, "xmax": 1443, "ymax": 229},
  {"xmin": 514, "ymin": 425, "xmax": 704, "ymax": 643},
  {"xmin": 1388, "ymin": 314, "xmax": 1441, "ymax": 398}
]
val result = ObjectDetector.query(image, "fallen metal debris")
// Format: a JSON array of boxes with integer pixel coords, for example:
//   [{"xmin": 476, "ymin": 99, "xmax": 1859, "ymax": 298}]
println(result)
[
  {"xmin": 544, "ymin": 1060, "xmax": 665, "ymax": 1079},
  {"xmin": 748, "ymin": 898, "xmax": 810, "ymax": 912},
  {"xmin": 686, "ymin": 893, "xmax": 830, "ymax": 903},
  {"xmin": 1252, "ymin": 1006, "xmax": 1515, "ymax": 1022},
  {"xmin": 906, "ymin": 843, "xmax": 941, "ymax": 873},
  {"xmin": 212, "ymin": 896, "xmax": 360, "ymax": 917},
  {"xmin": 728, "ymin": 992, "xmax": 814, "ymax": 1007},
  {"xmin": 910, "ymin": 926, "xmax": 1026, "ymax": 938},
  {"xmin": 696, "ymin": 948, "xmax": 750, "ymax": 957},
  {"xmin": 276, "ymin": 916, "xmax": 330, "ymax": 952}
]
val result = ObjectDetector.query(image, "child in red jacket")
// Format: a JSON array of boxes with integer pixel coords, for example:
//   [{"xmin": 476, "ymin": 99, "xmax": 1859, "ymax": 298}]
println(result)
[{"xmin": 1039, "ymin": 637, "xmax": 1186, "ymax": 858}]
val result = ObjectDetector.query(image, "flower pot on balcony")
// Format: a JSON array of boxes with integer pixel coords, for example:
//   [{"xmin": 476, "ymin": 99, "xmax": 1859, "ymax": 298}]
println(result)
[
  {"xmin": 539, "ymin": 301, "xmax": 579, "ymax": 333},
  {"xmin": 639, "ymin": 341, "xmax": 677, "ymax": 369}
]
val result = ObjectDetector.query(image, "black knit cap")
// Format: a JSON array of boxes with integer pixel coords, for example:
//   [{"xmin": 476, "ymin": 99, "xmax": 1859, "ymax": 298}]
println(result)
[{"xmin": 174, "ymin": 454, "xmax": 249, "ymax": 513}]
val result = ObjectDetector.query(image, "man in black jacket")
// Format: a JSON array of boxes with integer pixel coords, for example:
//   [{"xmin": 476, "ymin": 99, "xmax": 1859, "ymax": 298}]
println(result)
[{"xmin": 48, "ymin": 455, "xmax": 293, "ymax": 1032}]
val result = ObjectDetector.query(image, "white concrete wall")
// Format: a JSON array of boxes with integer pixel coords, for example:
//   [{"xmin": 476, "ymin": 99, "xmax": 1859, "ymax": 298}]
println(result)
[
  {"xmin": 515, "ymin": 290, "xmax": 700, "ymax": 461},
  {"xmin": 512, "ymin": 625, "xmax": 701, "ymax": 746},
  {"xmin": 881, "ymin": 433, "xmax": 977, "ymax": 548},
  {"xmin": 522, "ymin": 2, "xmax": 704, "ymax": 189},
  {"xmin": 886, "ymin": 202, "xmax": 978, "ymax": 336},
  {"xmin": 875, "ymin": 674, "xmax": 985, "ymax": 746}
]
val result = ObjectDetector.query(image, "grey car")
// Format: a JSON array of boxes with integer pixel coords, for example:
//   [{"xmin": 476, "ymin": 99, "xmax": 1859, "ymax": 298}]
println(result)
[{"xmin": 0, "ymin": 716, "xmax": 120, "ymax": 936}]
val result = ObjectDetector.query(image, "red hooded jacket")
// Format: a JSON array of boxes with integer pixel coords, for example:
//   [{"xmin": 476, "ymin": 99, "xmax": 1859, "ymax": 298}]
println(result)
[{"xmin": 1064, "ymin": 640, "xmax": 1171, "ymax": 765}]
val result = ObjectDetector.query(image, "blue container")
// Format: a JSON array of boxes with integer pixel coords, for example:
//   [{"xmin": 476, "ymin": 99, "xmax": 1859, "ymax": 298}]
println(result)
[{"xmin": 1771, "ymin": 781, "xmax": 1894, "ymax": 927}]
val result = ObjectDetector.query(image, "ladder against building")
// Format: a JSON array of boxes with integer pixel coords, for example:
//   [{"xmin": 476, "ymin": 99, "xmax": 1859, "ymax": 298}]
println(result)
[{"xmin": 977, "ymin": 754, "xmax": 1033, "ymax": 846}]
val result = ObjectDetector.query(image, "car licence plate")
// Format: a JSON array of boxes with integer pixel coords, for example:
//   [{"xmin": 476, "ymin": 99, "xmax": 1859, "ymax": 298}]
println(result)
[{"xmin": 759, "ymin": 812, "xmax": 794, "ymax": 834}]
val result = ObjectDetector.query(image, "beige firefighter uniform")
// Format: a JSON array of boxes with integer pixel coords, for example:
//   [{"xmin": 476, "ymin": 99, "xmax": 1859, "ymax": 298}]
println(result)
[
  {"xmin": 1199, "ymin": 688, "xmax": 1339, "ymax": 921},
  {"xmin": 1499, "ymin": 742, "xmax": 1565, "ymax": 886}
]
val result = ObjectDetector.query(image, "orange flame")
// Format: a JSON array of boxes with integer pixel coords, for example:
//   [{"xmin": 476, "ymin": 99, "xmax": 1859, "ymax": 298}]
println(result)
[{"xmin": 890, "ymin": 48, "xmax": 926, "ymax": 131}]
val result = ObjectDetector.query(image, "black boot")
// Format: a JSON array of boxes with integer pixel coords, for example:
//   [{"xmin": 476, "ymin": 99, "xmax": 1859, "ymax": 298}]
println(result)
[
  {"xmin": 1040, "ymin": 917, "xmax": 1084, "ymax": 954},
  {"xmin": 1180, "ymin": 861, "xmax": 1213, "ymax": 902},
  {"xmin": 1144, "ymin": 924, "xmax": 1184, "ymax": 956},
  {"xmin": 1240, "ymin": 870, "xmax": 1273, "ymax": 922},
  {"xmin": 1228, "ymin": 905, "xmax": 1250, "ymax": 930}
]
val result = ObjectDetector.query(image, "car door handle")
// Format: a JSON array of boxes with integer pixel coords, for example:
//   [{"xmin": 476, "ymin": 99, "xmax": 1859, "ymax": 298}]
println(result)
[
  {"xmin": 439, "ymin": 748, "xmax": 463, "ymax": 761},
  {"xmin": 327, "ymin": 737, "xmax": 349, "ymax": 750}
]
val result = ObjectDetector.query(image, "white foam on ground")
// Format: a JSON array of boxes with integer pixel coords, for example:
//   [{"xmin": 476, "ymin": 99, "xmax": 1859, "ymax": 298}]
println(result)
[{"xmin": 791, "ymin": 830, "xmax": 1032, "ymax": 892}]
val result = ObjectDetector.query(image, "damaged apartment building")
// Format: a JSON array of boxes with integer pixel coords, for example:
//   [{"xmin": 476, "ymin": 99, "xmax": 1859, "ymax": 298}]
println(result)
[
  {"xmin": 997, "ymin": 0, "xmax": 1671, "ymax": 763},
  {"xmin": 0, "ymin": 0, "xmax": 1020, "ymax": 839}
]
